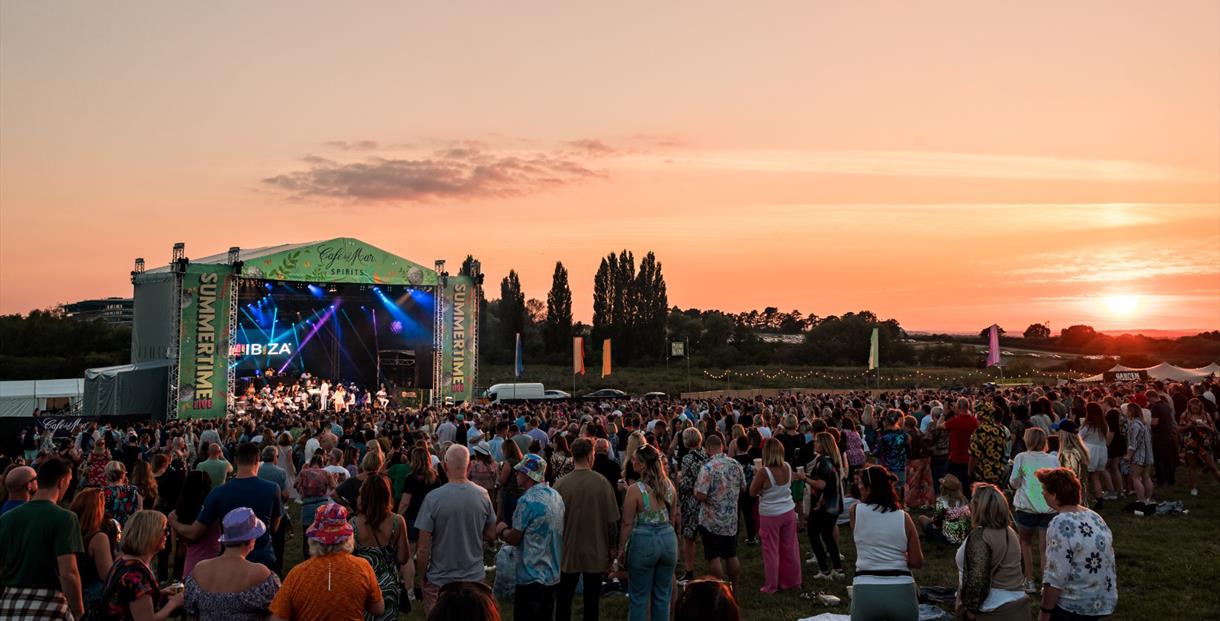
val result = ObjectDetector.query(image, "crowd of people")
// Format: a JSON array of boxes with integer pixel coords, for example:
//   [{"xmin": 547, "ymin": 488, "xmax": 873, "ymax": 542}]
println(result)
[{"xmin": 2, "ymin": 372, "xmax": 1217, "ymax": 621}]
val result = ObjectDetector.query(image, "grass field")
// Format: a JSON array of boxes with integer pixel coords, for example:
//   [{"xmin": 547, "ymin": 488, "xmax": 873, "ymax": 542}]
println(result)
[
  {"xmin": 280, "ymin": 477, "xmax": 1220, "ymax": 621},
  {"xmin": 476, "ymin": 364, "xmax": 1079, "ymax": 397}
]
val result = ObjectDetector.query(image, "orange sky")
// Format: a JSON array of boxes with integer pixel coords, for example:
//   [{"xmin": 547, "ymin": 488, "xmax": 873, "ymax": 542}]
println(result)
[{"xmin": 2, "ymin": 2, "xmax": 1218, "ymax": 332}]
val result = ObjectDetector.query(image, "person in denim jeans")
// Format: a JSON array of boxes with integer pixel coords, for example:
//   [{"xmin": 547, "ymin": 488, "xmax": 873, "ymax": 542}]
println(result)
[{"xmin": 617, "ymin": 444, "xmax": 679, "ymax": 621}]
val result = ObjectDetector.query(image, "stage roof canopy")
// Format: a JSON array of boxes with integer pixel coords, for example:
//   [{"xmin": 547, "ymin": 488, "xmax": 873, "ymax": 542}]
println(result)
[{"xmin": 149, "ymin": 238, "xmax": 440, "ymax": 286}]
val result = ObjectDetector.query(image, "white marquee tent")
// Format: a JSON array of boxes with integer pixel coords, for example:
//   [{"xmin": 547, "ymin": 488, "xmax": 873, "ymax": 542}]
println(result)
[
  {"xmin": 1081, "ymin": 362, "xmax": 1219, "ymax": 383},
  {"xmin": 0, "ymin": 379, "xmax": 85, "ymax": 417}
]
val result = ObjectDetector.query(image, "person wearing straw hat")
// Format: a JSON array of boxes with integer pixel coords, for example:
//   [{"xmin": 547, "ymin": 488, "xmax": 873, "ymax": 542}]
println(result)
[
  {"xmin": 185, "ymin": 507, "xmax": 281, "ymax": 621},
  {"xmin": 269, "ymin": 503, "xmax": 384, "ymax": 621}
]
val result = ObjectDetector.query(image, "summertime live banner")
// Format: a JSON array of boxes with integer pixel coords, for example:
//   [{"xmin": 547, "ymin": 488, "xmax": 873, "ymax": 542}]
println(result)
[
  {"xmin": 440, "ymin": 275, "xmax": 476, "ymax": 403},
  {"xmin": 177, "ymin": 264, "xmax": 234, "ymax": 419}
]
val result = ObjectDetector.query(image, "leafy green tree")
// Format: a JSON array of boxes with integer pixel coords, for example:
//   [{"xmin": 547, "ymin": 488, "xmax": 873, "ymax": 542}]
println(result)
[{"xmin": 543, "ymin": 262, "xmax": 572, "ymax": 356}]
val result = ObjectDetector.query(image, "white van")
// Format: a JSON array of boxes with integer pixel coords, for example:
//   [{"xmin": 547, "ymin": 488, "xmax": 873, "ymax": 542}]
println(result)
[{"xmin": 483, "ymin": 382, "xmax": 546, "ymax": 402}]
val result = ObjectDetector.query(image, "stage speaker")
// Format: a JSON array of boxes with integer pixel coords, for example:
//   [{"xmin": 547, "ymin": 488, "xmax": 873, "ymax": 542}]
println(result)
[{"xmin": 379, "ymin": 349, "xmax": 418, "ymax": 388}]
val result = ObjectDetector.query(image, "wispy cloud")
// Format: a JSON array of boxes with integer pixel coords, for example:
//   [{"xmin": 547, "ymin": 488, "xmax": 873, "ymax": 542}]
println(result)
[
  {"xmin": 323, "ymin": 140, "xmax": 381, "ymax": 151},
  {"xmin": 1009, "ymin": 242, "xmax": 1220, "ymax": 285},
  {"xmin": 264, "ymin": 145, "xmax": 605, "ymax": 202},
  {"xmin": 614, "ymin": 149, "xmax": 1217, "ymax": 183}
]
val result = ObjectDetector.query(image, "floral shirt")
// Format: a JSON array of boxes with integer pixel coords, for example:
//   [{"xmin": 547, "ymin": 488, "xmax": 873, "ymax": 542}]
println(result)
[
  {"xmin": 512, "ymin": 483, "xmax": 564, "ymax": 587},
  {"xmin": 1045, "ymin": 509, "xmax": 1117, "ymax": 617},
  {"xmin": 103, "ymin": 485, "xmax": 141, "ymax": 527},
  {"xmin": 694, "ymin": 454, "xmax": 745, "ymax": 536},
  {"xmin": 969, "ymin": 417, "xmax": 1010, "ymax": 485},
  {"xmin": 878, "ymin": 430, "xmax": 909, "ymax": 474},
  {"xmin": 102, "ymin": 558, "xmax": 165, "ymax": 621}
]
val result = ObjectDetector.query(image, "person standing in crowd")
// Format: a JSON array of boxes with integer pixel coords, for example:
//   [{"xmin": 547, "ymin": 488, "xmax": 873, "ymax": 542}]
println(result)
[
  {"xmin": 878, "ymin": 410, "xmax": 911, "ymax": 489},
  {"xmin": 495, "ymin": 453, "xmax": 565, "ymax": 620},
  {"xmin": 969, "ymin": 404, "xmax": 1011, "ymax": 488},
  {"xmin": 677, "ymin": 428, "xmax": 709, "ymax": 583},
  {"xmin": 1036, "ymin": 468, "xmax": 1117, "ymax": 621},
  {"xmin": 196, "ymin": 442, "xmax": 233, "ymax": 487},
  {"xmin": 258, "ymin": 445, "xmax": 292, "ymax": 573},
  {"xmin": 956, "ymin": 484, "xmax": 1029, "ymax": 621},
  {"xmin": 850, "ymin": 465, "xmax": 924, "ymax": 621},
  {"xmin": 803, "ymin": 432, "xmax": 845, "ymax": 580},
  {"xmin": 1054, "ymin": 422, "xmax": 1091, "ymax": 504},
  {"xmin": 1147, "ymin": 390, "xmax": 1178, "ymax": 487},
  {"xmin": 731, "ymin": 436, "xmax": 760, "ymax": 545},
  {"xmin": 619, "ymin": 443, "xmax": 679, "ymax": 621},
  {"xmin": 694, "ymin": 433, "xmax": 746, "ymax": 590},
  {"xmin": 399, "ymin": 446, "xmax": 443, "ymax": 546},
  {"xmin": 554, "ymin": 438, "xmax": 620, "ymax": 621},
  {"xmin": 1009, "ymin": 427, "xmax": 1058, "ymax": 593},
  {"xmin": 415, "ymin": 445, "xmax": 498, "ymax": 617},
  {"xmin": 84, "ymin": 440, "xmax": 113, "ymax": 488},
  {"xmin": 1123, "ymin": 403, "xmax": 1155, "ymax": 504},
  {"xmin": 749, "ymin": 437, "xmax": 801, "ymax": 593},
  {"xmin": 1081, "ymin": 403, "xmax": 1116, "ymax": 504},
  {"xmin": 903, "ymin": 415, "xmax": 934, "ymax": 509},
  {"xmin": 352, "ymin": 474, "xmax": 412, "ymax": 621},
  {"xmin": 171, "ymin": 442, "xmax": 282, "ymax": 570},
  {"xmin": 99, "ymin": 510, "xmax": 185, "ymax": 621},
  {"xmin": 295, "ymin": 454, "xmax": 332, "ymax": 559},
  {"xmin": 270, "ymin": 503, "xmax": 385, "ymax": 621},
  {"xmin": 499, "ymin": 438, "xmax": 527, "ymax": 520},
  {"xmin": 1178, "ymin": 397, "xmax": 1220, "ymax": 496},
  {"xmin": 185, "ymin": 507, "xmax": 281, "ymax": 621},
  {"xmin": 1, "ymin": 464, "xmax": 36, "ymax": 516},
  {"xmin": 470, "ymin": 441, "xmax": 500, "ymax": 495},
  {"xmin": 945, "ymin": 398, "xmax": 980, "ymax": 490},
  {"xmin": 70, "ymin": 488, "xmax": 114, "ymax": 614},
  {"xmin": 174, "ymin": 471, "xmax": 220, "ymax": 579},
  {"xmin": 0, "ymin": 458, "xmax": 85, "ymax": 620},
  {"xmin": 102, "ymin": 461, "xmax": 143, "ymax": 527}
]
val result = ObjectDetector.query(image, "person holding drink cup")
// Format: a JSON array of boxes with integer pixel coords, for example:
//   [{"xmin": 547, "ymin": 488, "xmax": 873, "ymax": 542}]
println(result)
[{"xmin": 98, "ymin": 510, "xmax": 185, "ymax": 621}]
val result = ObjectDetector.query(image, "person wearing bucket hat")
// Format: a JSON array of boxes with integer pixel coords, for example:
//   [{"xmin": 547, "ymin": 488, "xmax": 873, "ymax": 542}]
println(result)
[
  {"xmin": 495, "ymin": 453, "xmax": 565, "ymax": 620},
  {"xmin": 185, "ymin": 508, "xmax": 281, "ymax": 621},
  {"xmin": 270, "ymin": 503, "xmax": 385, "ymax": 621}
]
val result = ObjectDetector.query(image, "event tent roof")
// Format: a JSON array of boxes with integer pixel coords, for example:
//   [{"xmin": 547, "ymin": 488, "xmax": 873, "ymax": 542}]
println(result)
[
  {"xmin": 0, "ymin": 379, "xmax": 85, "ymax": 417},
  {"xmin": 1082, "ymin": 362, "xmax": 1219, "ymax": 383}
]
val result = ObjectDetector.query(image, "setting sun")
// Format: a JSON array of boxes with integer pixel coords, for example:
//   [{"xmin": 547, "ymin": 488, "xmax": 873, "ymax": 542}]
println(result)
[{"xmin": 1103, "ymin": 294, "xmax": 1141, "ymax": 316}]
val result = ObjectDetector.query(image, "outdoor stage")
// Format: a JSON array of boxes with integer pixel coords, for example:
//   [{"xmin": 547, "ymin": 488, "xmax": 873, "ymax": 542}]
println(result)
[{"xmin": 86, "ymin": 238, "xmax": 482, "ymax": 420}]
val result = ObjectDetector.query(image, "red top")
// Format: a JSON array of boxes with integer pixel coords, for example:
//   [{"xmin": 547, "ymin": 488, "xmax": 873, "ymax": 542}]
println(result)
[{"xmin": 944, "ymin": 414, "xmax": 978, "ymax": 464}]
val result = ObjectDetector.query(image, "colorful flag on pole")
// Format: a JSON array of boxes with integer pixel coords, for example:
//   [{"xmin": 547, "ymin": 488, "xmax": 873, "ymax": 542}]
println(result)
[
  {"xmin": 601, "ymin": 339, "xmax": 612, "ymax": 378},
  {"xmin": 514, "ymin": 332, "xmax": 524, "ymax": 378},
  {"xmin": 986, "ymin": 324, "xmax": 1001, "ymax": 367},
  {"xmin": 573, "ymin": 336, "xmax": 585, "ymax": 375},
  {"xmin": 868, "ymin": 327, "xmax": 879, "ymax": 370}
]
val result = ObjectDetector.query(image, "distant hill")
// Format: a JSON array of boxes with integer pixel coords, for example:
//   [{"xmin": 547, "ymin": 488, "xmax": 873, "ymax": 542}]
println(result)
[{"xmin": 1095, "ymin": 329, "xmax": 1213, "ymax": 339}]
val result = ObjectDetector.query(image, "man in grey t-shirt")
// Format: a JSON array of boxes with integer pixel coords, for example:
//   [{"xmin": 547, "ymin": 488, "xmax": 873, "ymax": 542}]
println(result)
[{"xmin": 415, "ymin": 445, "xmax": 497, "ymax": 617}]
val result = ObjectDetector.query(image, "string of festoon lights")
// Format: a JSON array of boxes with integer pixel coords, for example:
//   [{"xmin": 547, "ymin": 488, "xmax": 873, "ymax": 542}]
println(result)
[{"xmin": 702, "ymin": 368, "xmax": 1088, "ymax": 382}]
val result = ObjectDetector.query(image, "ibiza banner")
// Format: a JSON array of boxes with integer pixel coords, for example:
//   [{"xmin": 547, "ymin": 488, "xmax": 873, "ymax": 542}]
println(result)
[
  {"xmin": 440, "ymin": 275, "xmax": 476, "ymax": 403},
  {"xmin": 177, "ymin": 264, "xmax": 234, "ymax": 419}
]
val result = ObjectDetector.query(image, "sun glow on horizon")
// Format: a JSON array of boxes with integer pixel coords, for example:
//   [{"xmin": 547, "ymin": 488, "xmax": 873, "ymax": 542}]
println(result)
[{"xmin": 1102, "ymin": 294, "xmax": 1141, "ymax": 317}]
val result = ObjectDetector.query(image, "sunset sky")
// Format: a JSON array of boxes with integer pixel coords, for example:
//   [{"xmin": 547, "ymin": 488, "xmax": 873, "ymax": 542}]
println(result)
[{"xmin": 2, "ymin": 2, "xmax": 1218, "ymax": 332}]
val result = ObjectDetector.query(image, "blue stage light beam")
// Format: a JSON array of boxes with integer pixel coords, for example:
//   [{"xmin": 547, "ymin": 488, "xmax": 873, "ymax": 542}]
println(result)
[{"xmin": 278, "ymin": 300, "xmax": 339, "ymax": 374}]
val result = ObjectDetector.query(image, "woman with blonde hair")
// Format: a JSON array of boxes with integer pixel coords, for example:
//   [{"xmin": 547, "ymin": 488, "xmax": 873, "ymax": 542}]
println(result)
[
  {"xmin": 1123, "ymin": 403, "xmax": 1155, "ymax": 504},
  {"xmin": 677, "ymin": 427, "xmax": 708, "ymax": 583},
  {"xmin": 956, "ymin": 484, "xmax": 1028, "ymax": 621},
  {"xmin": 70, "ymin": 488, "xmax": 114, "ymax": 614},
  {"xmin": 1009, "ymin": 427, "xmax": 1058, "ymax": 592},
  {"xmin": 749, "ymin": 438, "xmax": 801, "ymax": 593},
  {"xmin": 1054, "ymin": 422, "xmax": 1090, "ymax": 503},
  {"xmin": 804, "ymin": 432, "xmax": 845, "ymax": 580},
  {"xmin": 100, "ymin": 510, "xmax": 184, "ymax": 621},
  {"xmin": 728, "ymin": 424, "xmax": 746, "ymax": 459},
  {"xmin": 618, "ymin": 444, "xmax": 679, "ymax": 621},
  {"xmin": 102, "ymin": 460, "xmax": 143, "ymax": 527},
  {"xmin": 623, "ymin": 430, "xmax": 648, "ymax": 484}
]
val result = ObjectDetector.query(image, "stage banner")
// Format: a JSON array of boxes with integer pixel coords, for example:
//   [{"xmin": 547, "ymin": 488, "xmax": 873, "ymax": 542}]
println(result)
[
  {"xmin": 177, "ymin": 264, "xmax": 234, "ymax": 419},
  {"xmin": 239, "ymin": 238, "xmax": 439, "ymax": 286},
  {"xmin": 441, "ymin": 275, "xmax": 476, "ymax": 403}
]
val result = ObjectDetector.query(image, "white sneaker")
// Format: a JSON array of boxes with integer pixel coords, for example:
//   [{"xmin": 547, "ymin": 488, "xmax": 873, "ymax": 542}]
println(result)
[
  {"xmin": 1191, "ymin": 488, "xmax": 1199, "ymax": 496},
  {"xmin": 831, "ymin": 570, "xmax": 846, "ymax": 579},
  {"xmin": 812, "ymin": 571, "xmax": 832, "ymax": 580},
  {"xmin": 805, "ymin": 556, "xmax": 819, "ymax": 565}
]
